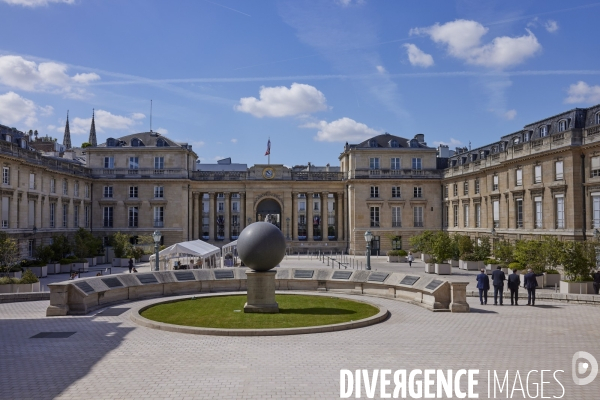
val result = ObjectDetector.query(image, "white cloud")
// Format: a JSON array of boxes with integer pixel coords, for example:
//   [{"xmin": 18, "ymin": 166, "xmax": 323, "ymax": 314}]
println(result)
[
  {"xmin": 63, "ymin": 110, "xmax": 146, "ymax": 135},
  {"xmin": 403, "ymin": 44, "xmax": 434, "ymax": 68},
  {"xmin": 0, "ymin": 55, "xmax": 100, "ymax": 97},
  {"xmin": 302, "ymin": 117, "xmax": 381, "ymax": 142},
  {"xmin": 433, "ymin": 138, "xmax": 463, "ymax": 147},
  {"xmin": 1, "ymin": 0, "xmax": 74, "ymax": 6},
  {"xmin": 0, "ymin": 91, "xmax": 52, "ymax": 126},
  {"xmin": 231, "ymin": 138, "xmax": 238, "ymax": 144},
  {"xmin": 155, "ymin": 127, "xmax": 168, "ymax": 134},
  {"xmin": 504, "ymin": 109, "xmax": 517, "ymax": 120},
  {"xmin": 545, "ymin": 20, "xmax": 559, "ymax": 33},
  {"xmin": 376, "ymin": 65, "xmax": 386, "ymax": 74},
  {"xmin": 565, "ymin": 81, "xmax": 600, "ymax": 104},
  {"xmin": 411, "ymin": 19, "xmax": 541, "ymax": 69},
  {"xmin": 236, "ymin": 83, "xmax": 328, "ymax": 118}
]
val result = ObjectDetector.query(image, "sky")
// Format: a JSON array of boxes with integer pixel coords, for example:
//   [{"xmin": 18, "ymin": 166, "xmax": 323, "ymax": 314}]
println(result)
[{"xmin": 1, "ymin": 0, "xmax": 600, "ymax": 166}]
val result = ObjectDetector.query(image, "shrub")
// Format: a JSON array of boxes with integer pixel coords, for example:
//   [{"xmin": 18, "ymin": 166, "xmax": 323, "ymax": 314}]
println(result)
[
  {"xmin": 429, "ymin": 231, "xmax": 454, "ymax": 264},
  {"xmin": 514, "ymin": 240, "xmax": 546, "ymax": 273},
  {"xmin": 111, "ymin": 232, "xmax": 133, "ymax": 259},
  {"xmin": 461, "ymin": 253, "xmax": 479, "ymax": 261},
  {"xmin": 508, "ymin": 262, "xmax": 522, "ymax": 271},
  {"xmin": 473, "ymin": 237, "xmax": 491, "ymax": 261},
  {"xmin": 129, "ymin": 247, "xmax": 144, "ymax": 260},
  {"xmin": 59, "ymin": 258, "xmax": 74, "ymax": 265},
  {"xmin": 73, "ymin": 228, "xmax": 102, "ymax": 259},
  {"xmin": 484, "ymin": 258, "xmax": 500, "ymax": 265},
  {"xmin": 409, "ymin": 231, "xmax": 435, "ymax": 255},
  {"xmin": 19, "ymin": 269, "xmax": 39, "ymax": 284},
  {"xmin": 387, "ymin": 250, "xmax": 408, "ymax": 257},
  {"xmin": 546, "ymin": 269, "xmax": 560, "ymax": 274},
  {"xmin": 0, "ymin": 277, "xmax": 19, "ymax": 285},
  {"xmin": 397, "ymin": 249, "xmax": 408, "ymax": 256},
  {"xmin": 559, "ymin": 241, "xmax": 595, "ymax": 282},
  {"xmin": 494, "ymin": 240, "xmax": 514, "ymax": 265},
  {"xmin": 34, "ymin": 245, "xmax": 54, "ymax": 265},
  {"xmin": 0, "ymin": 232, "xmax": 19, "ymax": 274},
  {"xmin": 50, "ymin": 235, "xmax": 71, "ymax": 261},
  {"xmin": 456, "ymin": 235, "xmax": 473, "ymax": 259}
]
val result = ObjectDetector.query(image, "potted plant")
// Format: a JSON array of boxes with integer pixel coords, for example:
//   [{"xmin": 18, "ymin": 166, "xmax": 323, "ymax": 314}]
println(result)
[
  {"xmin": 484, "ymin": 258, "xmax": 501, "ymax": 275},
  {"xmin": 0, "ymin": 232, "xmax": 19, "ymax": 278},
  {"xmin": 137, "ymin": 235, "xmax": 155, "ymax": 262},
  {"xmin": 386, "ymin": 249, "xmax": 407, "ymax": 263},
  {"xmin": 111, "ymin": 232, "xmax": 133, "ymax": 267},
  {"xmin": 59, "ymin": 256, "xmax": 78, "ymax": 274},
  {"xmin": 430, "ymin": 231, "xmax": 453, "ymax": 275},
  {"xmin": 0, "ymin": 270, "xmax": 41, "ymax": 293},
  {"xmin": 507, "ymin": 262, "xmax": 522, "ymax": 274},
  {"xmin": 514, "ymin": 239, "xmax": 545, "ymax": 287},
  {"xmin": 409, "ymin": 231, "xmax": 435, "ymax": 263},
  {"xmin": 21, "ymin": 259, "xmax": 47, "ymax": 278},
  {"xmin": 34, "ymin": 244, "xmax": 54, "ymax": 276},
  {"xmin": 448, "ymin": 235, "xmax": 460, "ymax": 267},
  {"xmin": 559, "ymin": 241, "xmax": 595, "ymax": 294},
  {"xmin": 130, "ymin": 246, "xmax": 144, "ymax": 263},
  {"xmin": 541, "ymin": 237, "xmax": 562, "ymax": 287},
  {"xmin": 73, "ymin": 228, "xmax": 101, "ymax": 267},
  {"xmin": 456, "ymin": 234, "xmax": 474, "ymax": 269},
  {"xmin": 493, "ymin": 240, "xmax": 514, "ymax": 274}
]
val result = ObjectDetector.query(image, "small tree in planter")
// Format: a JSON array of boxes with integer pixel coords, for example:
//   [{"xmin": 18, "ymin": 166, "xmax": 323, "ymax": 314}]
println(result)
[
  {"xmin": 73, "ymin": 228, "xmax": 101, "ymax": 266},
  {"xmin": 129, "ymin": 246, "xmax": 144, "ymax": 263},
  {"xmin": 455, "ymin": 234, "xmax": 474, "ymax": 269},
  {"xmin": 558, "ymin": 241, "xmax": 595, "ymax": 293},
  {"xmin": 111, "ymin": 232, "xmax": 133, "ymax": 267},
  {"xmin": 409, "ymin": 231, "xmax": 435, "ymax": 262},
  {"xmin": 541, "ymin": 236, "xmax": 562, "ymax": 286},
  {"xmin": 430, "ymin": 231, "xmax": 453, "ymax": 275},
  {"xmin": 448, "ymin": 234, "xmax": 460, "ymax": 267},
  {"xmin": 514, "ymin": 239, "xmax": 546, "ymax": 273},
  {"xmin": 494, "ymin": 240, "xmax": 514, "ymax": 269},
  {"xmin": 386, "ymin": 250, "xmax": 407, "ymax": 262},
  {"xmin": 0, "ymin": 232, "xmax": 19, "ymax": 278},
  {"xmin": 50, "ymin": 235, "xmax": 71, "ymax": 261}
]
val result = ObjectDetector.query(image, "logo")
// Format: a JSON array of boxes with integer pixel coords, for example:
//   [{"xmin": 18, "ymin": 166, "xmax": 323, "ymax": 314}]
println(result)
[
  {"xmin": 262, "ymin": 167, "xmax": 274, "ymax": 180},
  {"xmin": 572, "ymin": 351, "xmax": 598, "ymax": 386}
]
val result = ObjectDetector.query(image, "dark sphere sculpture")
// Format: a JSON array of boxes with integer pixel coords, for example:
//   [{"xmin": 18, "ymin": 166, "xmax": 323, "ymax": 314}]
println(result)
[{"xmin": 237, "ymin": 222, "xmax": 286, "ymax": 272}]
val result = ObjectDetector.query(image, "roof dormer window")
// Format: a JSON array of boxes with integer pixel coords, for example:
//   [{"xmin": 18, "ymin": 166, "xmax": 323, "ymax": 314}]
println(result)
[
  {"xmin": 5, "ymin": 134, "xmax": 11, "ymax": 143},
  {"xmin": 524, "ymin": 131, "xmax": 531, "ymax": 142},
  {"xmin": 389, "ymin": 140, "xmax": 398, "ymax": 148},
  {"xmin": 131, "ymin": 138, "xmax": 145, "ymax": 147},
  {"xmin": 595, "ymin": 112, "xmax": 600, "ymax": 125},
  {"xmin": 157, "ymin": 138, "xmax": 169, "ymax": 147},
  {"xmin": 558, "ymin": 119, "xmax": 568, "ymax": 132},
  {"xmin": 368, "ymin": 139, "xmax": 377, "ymax": 148},
  {"xmin": 513, "ymin": 137, "xmax": 520, "ymax": 145},
  {"xmin": 540, "ymin": 125, "xmax": 548, "ymax": 137},
  {"xmin": 106, "ymin": 138, "xmax": 116, "ymax": 147}
]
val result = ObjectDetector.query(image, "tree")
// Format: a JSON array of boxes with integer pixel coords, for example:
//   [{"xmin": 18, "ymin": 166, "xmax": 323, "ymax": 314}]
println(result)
[
  {"xmin": 541, "ymin": 236, "xmax": 562, "ymax": 271},
  {"xmin": 455, "ymin": 234, "xmax": 473, "ymax": 259},
  {"xmin": 81, "ymin": 142, "xmax": 91, "ymax": 148},
  {"xmin": 514, "ymin": 239, "xmax": 546, "ymax": 273},
  {"xmin": 72, "ymin": 228, "xmax": 101, "ymax": 259},
  {"xmin": 409, "ymin": 231, "xmax": 435, "ymax": 255},
  {"xmin": 111, "ymin": 232, "xmax": 132, "ymax": 259},
  {"xmin": 493, "ymin": 240, "xmax": 514, "ymax": 266},
  {"xmin": 559, "ymin": 241, "xmax": 595, "ymax": 282},
  {"xmin": 34, "ymin": 245, "xmax": 54, "ymax": 265},
  {"xmin": 50, "ymin": 235, "xmax": 71, "ymax": 261},
  {"xmin": 0, "ymin": 232, "xmax": 19, "ymax": 276},
  {"xmin": 473, "ymin": 236, "xmax": 491, "ymax": 261},
  {"xmin": 429, "ymin": 231, "xmax": 454, "ymax": 264}
]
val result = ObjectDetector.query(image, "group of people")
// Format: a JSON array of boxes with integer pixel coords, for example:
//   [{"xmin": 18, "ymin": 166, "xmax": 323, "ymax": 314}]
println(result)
[{"xmin": 476, "ymin": 266, "xmax": 544, "ymax": 306}]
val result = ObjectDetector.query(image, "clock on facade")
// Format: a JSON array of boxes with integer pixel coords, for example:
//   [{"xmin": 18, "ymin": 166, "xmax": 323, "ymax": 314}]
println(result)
[{"xmin": 262, "ymin": 167, "xmax": 275, "ymax": 180}]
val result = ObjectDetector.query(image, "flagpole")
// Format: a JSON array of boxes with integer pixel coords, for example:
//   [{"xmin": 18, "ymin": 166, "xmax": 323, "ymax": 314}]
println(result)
[{"xmin": 268, "ymin": 136, "xmax": 270, "ymax": 165}]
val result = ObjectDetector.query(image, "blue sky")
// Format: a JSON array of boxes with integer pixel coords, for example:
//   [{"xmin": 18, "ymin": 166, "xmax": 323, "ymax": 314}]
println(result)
[{"xmin": 1, "ymin": 0, "xmax": 600, "ymax": 166}]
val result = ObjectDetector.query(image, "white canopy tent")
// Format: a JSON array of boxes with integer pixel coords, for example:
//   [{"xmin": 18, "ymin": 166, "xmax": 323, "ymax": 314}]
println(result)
[
  {"xmin": 221, "ymin": 240, "xmax": 238, "ymax": 268},
  {"xmin": 149, "ymin": 240, "xmax": 221, "ymax": 270}
]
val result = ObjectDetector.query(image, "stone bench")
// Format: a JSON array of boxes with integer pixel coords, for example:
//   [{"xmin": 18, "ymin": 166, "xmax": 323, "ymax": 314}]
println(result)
[{"xmin": 46, "ymin": 268, "xmax": 470, "ymax": 316}]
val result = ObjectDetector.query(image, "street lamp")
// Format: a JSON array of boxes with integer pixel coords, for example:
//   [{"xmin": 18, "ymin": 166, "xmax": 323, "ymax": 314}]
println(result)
[
  {"xmin": 286, "ymin": 217, "xmax": 290, "ymax": 240},
  {"xmin": 152, "ymin": 230, "xmax": 162, "ymax": 271},
  {"xmin": 364, "ymin": 230, "xmax": 373, "ymax": 270}
]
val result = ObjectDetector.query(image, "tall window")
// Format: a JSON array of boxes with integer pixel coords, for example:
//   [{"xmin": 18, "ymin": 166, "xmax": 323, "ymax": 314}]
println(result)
[
  {"xmin": 444, "ymin": 185, "xmax": 448, "ymax": 198},
  {"xmin": 516, "ymin": 169, "xmax": 523, "ymax": 186},
  {"xmin": 62, "ymin": 204, "xmax": 68, "ymax": 228},
  {"xmin": 516, "ymin": 199, "xmax": 523, "ymax": 228},
  {"xmin": 103, "ymin": 206, "xmax": 113, "ymax": 227},
  {"xmin": 28, "ymin": 200, "xmax": 35, "ymax": 228},
  {"xmin": 453, "ymin": 205, "xmax": 459, "ymax": 227},
  {"xmin": 391, "ymin": 157, "xmax": 400, "ymax": 170},
  {"xmin": 534, "ymin": 165, "xmax": 542, "ymax": 183},
  {"xmin": 413, "ymin": 186, "xmax": 422, "ymax": 198},
  {"xmin": 493, "ymin": 200, "xmax": 499, "ymax": 228},
  {"xmin": 392, "ymin": 187, "xmax": 401, "ymax": 198},
  {"xmin": 28, "ymin": 239, "xmax": 35, "ymax": 258},
  {"xmin": 104, "ymin": 186, "xmax": 113, "ymax": 198},
  {"xmin": 534, "ymin": 197, "xmax": 543, "ymax": 228},
  {"xmin": 463, "ymin": 204, "xmax": 469, "ymax": 227},
  {"xmin": 392, "ymin": 207, "xmax": 401, "ymax": 227},
  {"xmin": 555, "ymin": 161, "xmax": 564, "ymax": 180},
  {"xmin": 1, "ymin": 196, "xmax": 9, "ymax": 228},
  {"xmin": 128, "ymin": 206, "xmax": 139, "ymax": 227},
  {"xmin": 85, "ymin": 184, "xmax": 89, "ymax": 198},
  {"xmin": 444, "ymin": 206, "xmax": 449, "ymax": 227},
  {"xmin": 50, "ymin": 203, "xmax": 55, "ymax": 228},
  {"xmin": 129, "ymin": 186, "xmax": 138, "ymax": 198},
  {"xmin": 154, "ymin": 206, "xmax": 164, "ymax": 227},
  {"xmin": 50, "ymin": 178, "xmax": 55, "ymax": 193},
  {"xmin": 129, "ymin": 157, "xmax": 139, "ymax": 170},
  {"xmin": 492, "ymin": 175, "xmax": 499, "ymax": 191},
  {"xmin": 85, "ymin": 206, "xmax": 90, "ymax": 228},
  {"xmin": 558, "ymin": 120, "xmax": 568, "ymax": 132},
  {"xmin": 413, "ymin": 207, "xmax": 423, "ymax": 227},
  {"xmin": 370, "ymin": 206, "xmax": 380, "ymax": 227},
  {"xmin": 475, "ymin": 204, "xmax": 481, "ymax": 228},
  {"xmin": 154, "ymin": 186, "xmax": 164, "ymax": 198},
  {"xmin": 74, "ymin": 205, "xmax": 79, "ymax": 227},
  {"xmin": 62, "ymin": 179, "xmax": 68, "ymax": 195},
  {"xmin": 556, "ymin": 196, "xmax": 565, "ymax": 229},
  {"xmin": 299, "ymin": 201, "xmax": 305, "ymax": 211},
  {"xmin": 412, "ymin": 158, "xmax": 422, "ymax": 170},
  {"xmin": 596, "ymin": 112, "xmax": 600, "ymax": 125},
  {"xmin": 154, "ymin": 156, "xmax": 164, "ymax": 170},
  {"xmin": 104, "ymin": 156, "xmax": 114, "ymax": 169},
  {"xmin": 370, "ymin": 186, "xmax": 379, "ymax": 198},
  {"xmin": 593, "ymin": 195, "xmax": 600, "ymax": 228},
  {"xmin": 540, "ymin": 125, "xmax": 548, "ymax": 137},
  {"xmin": 592, "ymin": 157, "xmax": 600, "ymax": 177},
  {"xmin": 369, "ymin": 157, "xmax": 380, "ymax": 170},
  {"xmin": 74, "ymin": 182, "xmax": 79, "ymax": 197},
  {"xmin": 474, "ymin": 179, "xmax": 480, "ymax": 194},
  {"xmin": 463, "ymin": 181, "xmax": 469, "ymax": 195},
  {"xmin": 453, "ymin": 183, "xmax": 458, "ymax": 196},
  {"xmin": 218, "ymin": 202, "xmax": 224, "ymax": 212},
  {"xmin": 2, "ymin": 167, "xmax": 9, "ymax": 185},
  {"xmin": 29, "ymin": 173, "xmax": 35, "ymax": 189}
]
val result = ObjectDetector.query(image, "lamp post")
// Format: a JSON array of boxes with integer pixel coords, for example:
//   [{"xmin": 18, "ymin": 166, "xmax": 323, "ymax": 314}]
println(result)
[
  {"xmin": 152, "ymin": 230, "xmax": 162, "ymax": 271},
  {"xmin": 286, "ymin": 217, "xmax": 290, "ymax": 240},
  {"xmin": 594, "ymin": 229, "xmax": 600, "ymax": 268},
  {"xmin": 364, "ymin": 230, "xmax": 373, "ymax": 270}
]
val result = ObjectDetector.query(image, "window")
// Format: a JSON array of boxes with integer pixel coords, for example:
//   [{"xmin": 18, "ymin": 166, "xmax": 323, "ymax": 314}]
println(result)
[
  {"xmin": 555, "ymin": 161, "xmax": 564, "ymax": 180},
  {"xmin": 1, "ymin": 196, "xmax": 8, "ymax": 228},
  {"xmin": 556, "ymin": 195, "xmax": 565, "ymax": 229},
  {"xmin": 463, "ymin": 204, "xmax": 469, "ymax": 227},
  {"xmin": 534, "ymin": 165, "xmax": 542, "ymax": 183},
  {"xmin": 493, "ymin": 175, "xmax": 499, "ymax": 191},
  {"xmin": 129, "ymin": 186, "xmax": 138, "ymax": 198},
  {"xmin": 154, "ymin": 156, "xmax": 164, "ymax": 170},
  {"xmin": 85, "ymin": 206, "xmax": 90, "ymax": 228},
  {"xmin": 62, "ymin": 204, "xmax": 68, "ymax": 228},
  {"xmin": 391, "ymin": 158, "xmax": 400, "ymax": 170},
  {"xmin": 74, "ymin": 205, "xmax": 79, "ymax": 227},
  {"xmin": 28, "ymin": 200, "xmax": 35, "ymax": 228},
  {"xmin": 593, "ymin": 195, "xmax": 600, "ymax": 228},
  {"xmin": 103, "ymin": 186, "xmax": 113, "ymax": 198},
  {"xmin": 558, "ymin": 120, "xmax": 568, "ymax": 132},
  {"xmin": 453, "ymin": 183, "xmax": 458, "ymax": 197},
  {"xmin": 154, "ymin": 207, "xmax": 164, "ymax": 227},
  {"xmin": 28, "ymin": 239, "xmax": 35, "ymax": 258},
  {"xmin": 413, "ymin": 186, "xmax": 422, "ymax": 198},
  {"xmin": 592, "ymin": 157, "xmax": 600, "ymax": 177},
  {"xmin": 74, "ymin": 182, "xmax": 79, "ymax": 197},
  {"xmin": 129, "ymin": 157, "xmax": 139, "ymax": 170},
  {"xmin": 62, "ymin": 179, "xmax": 68, "ymax": 195},
  {"xmin": 444, "ymin": 185, "xmax": 448, "ymax": 198},
  {"xmin": 475, "ymin": 204, "xmax": 481, "ymax": 228},
  {"xmin": 392, "ymin": 207, "xmax": 401, "ymax": 227},
  {"xmin": 392, "ymin": 187, "xmax": 401, "ymax": 198},
  {"xmin": 128, "ymin": 206, "xmax": 139, "ymax": 227},
  {"xmin": 232, "ymin": 201, "xmax": 238, "ymax": 212},
  {"xmin": 596, "ymin": 112, "xmax": 600, "ymax": 125},
  {"xmin": 85, "ymin": 184, "xmax": 89, "ymax": 198},
  {"xmin": 412, "ymin": 158, "xmax": 422, "ymax": 170},
  {"xmin": 534, "ymin": 196, "xmax": 543, "ymax": 228},
  {"xmin": 131, "ymin": 138, "xmax": 144, "ymax": 147},
  {"xmin": 524, "ymin": 131, "xmax": 530, "ymax": 142},
  {"xmin": 370, "ymin": 186, "xmax": 379, "ymax": 198},
  {"xmin": 29, "ymin": 173, "xmax": 35, "ymax": 190},
  {"xmin": 154, "ymin": 186, "xmax": 164, "ymax": 198},
  {"xmin": 103, "ymin": 206, "xmax": 113, "ymax": 227},
  {"xmin": 453, "ymin": 205, "xmax": 459, "ymax": 227},
  {"xmin": 516, "ymin": 199, "xmax": 523, "ymax": 228},
  {"xmin": 516, "ymin": 169, "xmax": 523, "ymax": 186},
  {"xmin": 475, "ymin": 179, "xmax": 480, "ymax": 194},
  {"xmin": 157, "ymin": 138, "xmax": 169, "ymax": 147},
  {"xmin": 444, "ymin": 206, "xmax": 449, "ymax": 227},
  {"xmin": 369, "ymin": 157, "xmax": 380, "ymax": 170},
  {"xmin": 540, "ymin": 125, "xmax": 548, "ymax": 137},
  {"xmin": 370, "ymin": 206, "xmax": 379, "ymax": 227},
  {"xmin": 2, "ymin": 167, "xmax": 9, "ymax": 185},
  {"xmin": 389, "ymin": 140, "xmax": 398, "ymax": 148},
  {"xmin": 50, "ymin": 203, "xmax": 55, "ymax": 228},
  {"xmin": 314, "ymin": 201, "xmax": 319, "ymax": 211},
  {"xmin": 104, "ymin": 156, "xmax": 114, "ymax": 169},
  {"xmin": 218, "ymin": 202, "xmax": 224, "ymax": 212},
  {"xmin": 463, "ymin": 181, "xmax": 469, "ymax": 195},
  {"xmin": 50, "ymin": 178, "xmax": 55, "ymax": 193},
  {"xmin": 369, "ymin": 139, "xmax": 377, "ymax": 148},
  {"xmin": 413, "ymin": 207, "xmax": 423, "ymax": 227},
  {"xmin": 493, "ymin": 200, "xmax": 499, "ymax": 228},
  {"xmin": 299, "ymin": 201, "xmax": 306, "ymax": 211}
]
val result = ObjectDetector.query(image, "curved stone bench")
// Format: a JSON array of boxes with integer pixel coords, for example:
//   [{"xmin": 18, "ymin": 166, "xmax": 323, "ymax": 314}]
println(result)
[{"xmin": 46, "ymin": 268, "xmax": 470, "ymax": 316}]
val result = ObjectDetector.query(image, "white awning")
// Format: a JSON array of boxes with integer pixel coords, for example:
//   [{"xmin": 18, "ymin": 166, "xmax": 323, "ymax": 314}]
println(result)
[{"xmin": 149, "ymin": 239, "xmax": 221, "ymax": 261}]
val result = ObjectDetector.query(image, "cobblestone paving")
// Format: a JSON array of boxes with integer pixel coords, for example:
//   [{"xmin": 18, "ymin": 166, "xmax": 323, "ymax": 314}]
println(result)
[{"xmin": 1, "ymin": 291, "xmax": 599, "ymax": 399}]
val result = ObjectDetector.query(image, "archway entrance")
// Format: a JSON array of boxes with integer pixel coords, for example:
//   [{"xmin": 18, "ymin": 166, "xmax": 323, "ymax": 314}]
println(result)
[{"xmin": 256, "ymin": 198, "xmax": 282, "ymax": 230}]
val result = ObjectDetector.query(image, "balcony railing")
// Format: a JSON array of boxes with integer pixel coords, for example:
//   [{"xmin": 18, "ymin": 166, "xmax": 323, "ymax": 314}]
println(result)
[
  {"xmin": 350, "ymin": 168, "xmax": 441, "ymax": 179},
  {"xmin": 92, "ymin": 168, "xmax": 188, "ymax": 178},
  {"xmin": 0, "ymin": 141, "xmax": 91, "ymax": 177}
]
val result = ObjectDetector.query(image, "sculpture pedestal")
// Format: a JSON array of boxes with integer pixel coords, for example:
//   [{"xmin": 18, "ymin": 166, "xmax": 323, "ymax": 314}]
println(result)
[{"xmin": 244, "ymin": 270, "xmax": 279, "ymax": 313}]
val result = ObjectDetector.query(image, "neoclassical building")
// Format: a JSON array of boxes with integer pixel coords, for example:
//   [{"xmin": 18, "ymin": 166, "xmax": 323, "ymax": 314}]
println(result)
[{"xmin": 2, "ymin": 103, "xmax": 600, "ymax": 258}]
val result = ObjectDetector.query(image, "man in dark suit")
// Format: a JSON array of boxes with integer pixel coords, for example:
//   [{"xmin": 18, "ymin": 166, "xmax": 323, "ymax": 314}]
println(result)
[
  {"xmin": 523, "ymin": 268, "xmax": 542, "ymax": 306},
  {"xmin": 491, "ymin": 266, "xmax": 506, "ymax": 305},
  {"xmin": 476, "ymin": 268, "xmax": 490, "ymax": 305},
  {"xmin": 593, "ymin": 268, "xmax": 600, "ymax": 295},
  {"xmin": 507, "ymin": 269, "xmax": 521, "ymax": 305}
]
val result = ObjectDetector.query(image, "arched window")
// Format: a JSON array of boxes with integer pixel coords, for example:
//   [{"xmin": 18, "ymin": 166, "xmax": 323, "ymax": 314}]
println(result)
[
  {"xmin": 131, "ymin": 138, "xmax": 145, "ymax": 147},
  {"xmin": 409, "ymin": 139, "xmax": 419, "ymax": 148},
  {"xmin": 539, "ymin": 125, "xmax": 548, "ymax": 137},
  {"xmin": 524, "ymin": 131, "xmax": 530, "ymax": 142},
  {"xmin": 513, "ymin": 137, "xmax": 520, "ymax": 145},
  {"xmin": 106, "ymin": 138, "xmax": 116, "ymax": 147},
  {"xmin": 156, "ymin": 138, "xmax": 169, "ymax": 147},
  {"xmin": 596, "ymin": 112, "xmax": 600, "ymax": 125},
  {"xmin": 558, "ymin": 119, "xmax": 568, "ymax": 132}
]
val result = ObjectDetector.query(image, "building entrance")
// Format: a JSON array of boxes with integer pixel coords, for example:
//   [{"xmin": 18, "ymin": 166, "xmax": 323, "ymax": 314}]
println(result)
[{"xmin": 256, "ymin": 198, "xmax": 281, "ymax": 229}]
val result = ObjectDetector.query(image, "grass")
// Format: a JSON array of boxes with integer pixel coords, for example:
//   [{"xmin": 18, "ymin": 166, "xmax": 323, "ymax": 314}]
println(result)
[{"xmin": 140, "ymin": 294, "xmax": 379, "ymax": 329}]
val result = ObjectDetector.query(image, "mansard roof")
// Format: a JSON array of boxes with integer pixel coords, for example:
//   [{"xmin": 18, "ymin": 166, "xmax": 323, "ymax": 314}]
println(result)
[
  {"xmin": 97, "ymin": 131, "xmax": 189, "ymax": 149},
  {"xmin": 347, "ymin": 133, "xmax": 431, "ymax": 150}
]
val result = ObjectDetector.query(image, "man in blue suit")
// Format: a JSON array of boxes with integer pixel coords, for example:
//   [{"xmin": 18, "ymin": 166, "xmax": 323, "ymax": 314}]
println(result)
[
  {"xmin": 491, "ymin": 266, "xmax": 506, "ymax": 305},
  {"xmin": 507, "ymin": 269, "xmax": 521, "ymax": 305},
  {"xmin": 523, "ymin": 268, "xmax": 542, "ymax": 306},
  {"xmin": 476, "ymin": 268, "xmax": 490, "ymax": 305}
]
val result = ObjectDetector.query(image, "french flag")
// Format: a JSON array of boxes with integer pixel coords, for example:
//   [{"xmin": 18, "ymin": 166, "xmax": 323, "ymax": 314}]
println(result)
[{"xmin": 265, "ymin": 139, "xmax": 271, "ymax": 156}]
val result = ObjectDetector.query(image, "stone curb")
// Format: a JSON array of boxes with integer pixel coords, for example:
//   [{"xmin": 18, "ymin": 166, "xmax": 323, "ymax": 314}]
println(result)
[
  {"xmin": 0, "ymin": 292, "xmax": 50, "ymax": 303},
  {"xmin": 466, "ymin": 290, "xmax": 600, "ymax": 305},
  {"xmin": 129, "ymin": 291, "xmax": 389, "ymax": 336}
]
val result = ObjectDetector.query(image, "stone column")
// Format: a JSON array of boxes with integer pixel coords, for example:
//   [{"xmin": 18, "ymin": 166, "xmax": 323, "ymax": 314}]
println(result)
[
  {"xmin": 240, "ymin": 192, "xmax": 246, "ymax": 232},
  {"xmin": 283, "ymin": 190, "xmax": 293, "ymax": 240},
  {"xmin": 321, "ymin": 192, "xmax": 328, "ymax": 240},
  {"xmin": 10, "ymin": 192, "xmax": 19, "ymax": 229},
  {"xmin": 224, "ymin": 192, "xmax": 231, "ymax": 240},
  {"xmin": 19, "ymin": 192, "xmax": 28, "ymax": 229},
  {"xmin": 337, "ymin": 191, "xmax": 344, "ymax": 241},
  {"xmin": 194, "ymin": 192, "xmax": 201, "ymax": 240},
  {"xmin": 292, "ymin": 192, "xmax": 299, "ymax": 240},
  {"xmin": 306, "ymin": 192, "xmax": 314, "ymax": 241},
  {"xmin": 449, "ymin": 282, "xmax": 470, "ymax": 313},
  {"xmin": 35, "ymin": 195, "xmax": 42, "ymax": 229},
  {"xmin": 68, "ymin": 198, "xmax": 74, "ymax": 229},
  {"xmin": 208, "ymin": 192, "xmax": 215, "ymax": 241}
]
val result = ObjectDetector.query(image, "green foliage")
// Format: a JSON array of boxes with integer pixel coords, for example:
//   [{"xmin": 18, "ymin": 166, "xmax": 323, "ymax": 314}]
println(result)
[
  {"xmin": 34, "ymin": 245, "xmax": 54, "ymax": 264},
  {"xmin": 137, "ymin": 235, "xmax": 155, "ymax": 245},
  {"xmin": 0, "ymin": 277, "xmax": 19, "ymax": 285},
  {"xmin": 473, "ymin": 236, "xmax": 491, "ymax": 261},
  {"xmin": 484, "ymin": 258, "xmax": 500, "ymax": 265},
  {"xmin": 559, "ymin": 241, "xmax": 596, "ymax": 282},
  {"xmin": 460, "ymin": 253, "xmax": 479, "ymax": 261},
  {"xmin": 541, "ymin": 236, "xmax": 562, "ymax": 270},
  {"xmin": 508, "ymin": 262, "xmax": 523, "ymax": 271},
  {"xmin": 19, "ymin": 269, "xmax": 39, "ymax": 284},
  {"xmin": 50, "ymin": 235, "xmax": 71, "ymax": 261},
  {"xmin": 0, "ymin": 232, "xmax": 19, "ymax": 274},
  {"xmin": 449, "ymin": 234, "xmax": 461, "ymax": 260},
  {"xmin": 111, "ymin": 232, "xmax": 133, "ymax": 259},
  {"xmin": 429, "ymin": 231, "xmax": 454, "ymax": 264},
  {"xmin": 493, "ymin": 240, "xmax": 514, "ymax": 266},
  {"xmin": 72, "ymin": 228, "xmax": 102, "ymax": 258},
  {"xmin": 129, "ymin": 246, "xmax": 144, "ymax": 260},
  {"xmin": 387, "ymin": 250, "xmax": 407, "ymax": 256},
  {"xmin": 81, "ymin": 142, "xmax": 91, "ymax": 148},
  {"xmin": 514, "ymin": 240, "xmax": 547, "ymax": 273},
  {"xmin": 455, "ymin": 234, "xmax": 473, "ymax": 259},
  {"xmin": 409, "ymin": 231, "xmax": 435, "ymax": 255},
  {"xmin": 546, "ymin": 269, "xmax": 560, "ymax": 274}
]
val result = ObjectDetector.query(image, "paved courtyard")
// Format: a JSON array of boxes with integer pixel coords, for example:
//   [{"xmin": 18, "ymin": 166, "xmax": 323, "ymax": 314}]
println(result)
[{"xmin": 1, "ymin": 268, "xmax": 599, "ymax": 399}]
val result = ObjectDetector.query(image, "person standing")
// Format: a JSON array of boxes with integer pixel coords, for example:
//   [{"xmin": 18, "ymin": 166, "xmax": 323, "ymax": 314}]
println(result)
[
  {"xmin": 128, "ymin": 258, "xmax": 134, "ymax": 273},
  {"xmin": 407, "ymin": 252, "xmax": 414, "ymax": 268},
  {"xmin": 507, "ymin": 269, "xmax": 521, "ymax": 305},
  {"xmin": 476, "ymin": 268, "xmax": 490, "ymax": 305},
  {"xmin": 593, "ymin": 268, "xmax": 600, "ymax": 295},
  {"xmin": 491, "ymin": 265, "xmax": 506, "ymax": 305},
  {"xmin": 523, "ymin": 268, "xmax": 542, "ymax": 306}
]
